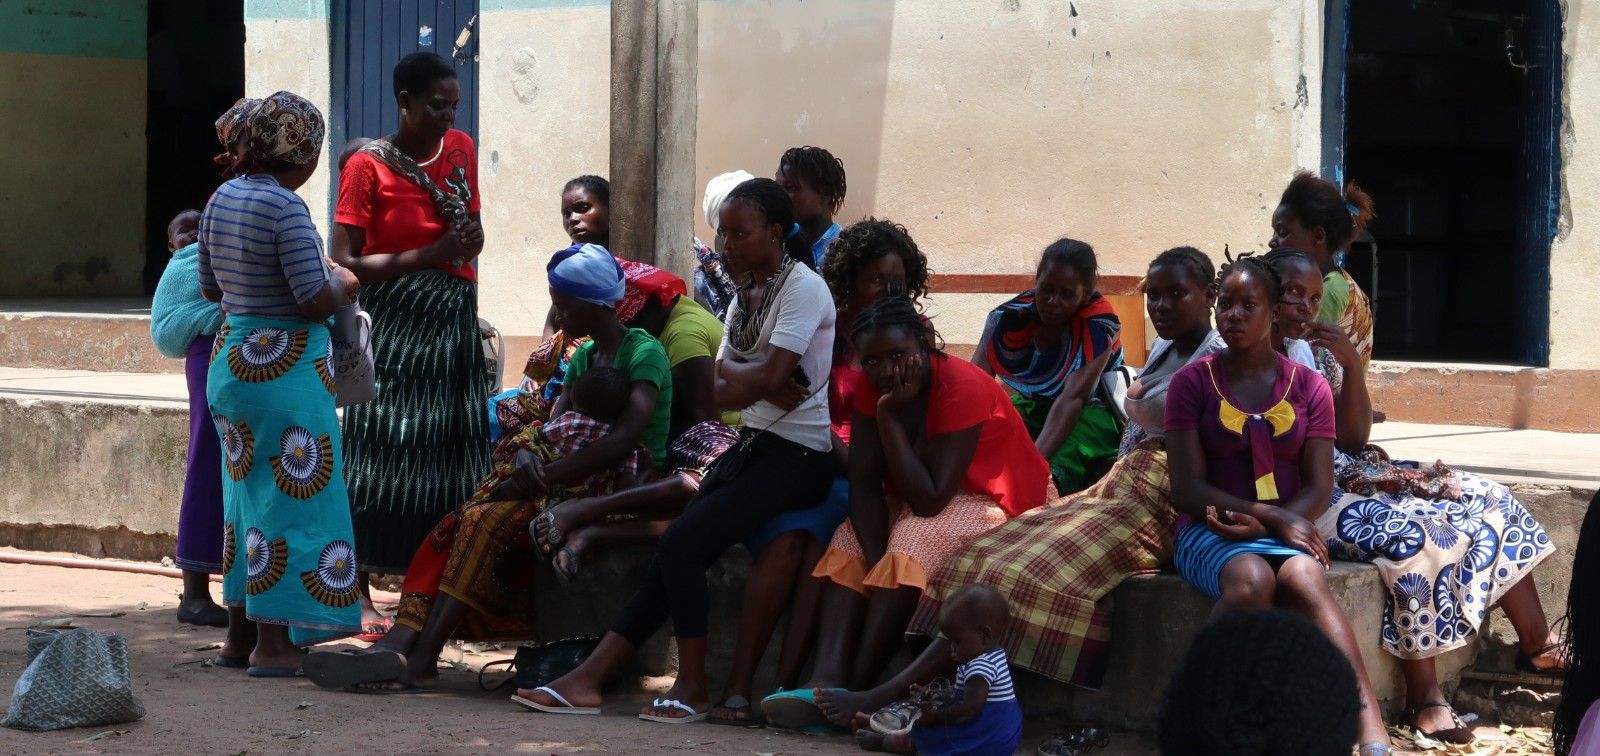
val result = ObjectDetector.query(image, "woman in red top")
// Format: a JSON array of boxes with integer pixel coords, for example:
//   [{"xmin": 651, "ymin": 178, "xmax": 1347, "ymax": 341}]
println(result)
[
  {"xmin": 329, "ymin": 52, "xmax": 489, "ymax": 632},
  {"xmin": 763, "ymin": 295, "xmax": 1052, "ymax": 728}
]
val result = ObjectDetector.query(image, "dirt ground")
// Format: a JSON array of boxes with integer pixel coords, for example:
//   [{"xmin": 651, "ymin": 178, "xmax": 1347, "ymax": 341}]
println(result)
[{"xmin": 0, "ymin": 554, "xmax": 1553, "ymax": 755}]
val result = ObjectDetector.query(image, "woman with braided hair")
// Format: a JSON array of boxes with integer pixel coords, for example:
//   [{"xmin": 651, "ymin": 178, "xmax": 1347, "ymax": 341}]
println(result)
[
  {"xmin": 777, "ymin": 145, "xmax": 848, "ymax": 268},
  {"xmin": 1164, "ymin": 253, "xmax": 1392, "ymax": 754}
]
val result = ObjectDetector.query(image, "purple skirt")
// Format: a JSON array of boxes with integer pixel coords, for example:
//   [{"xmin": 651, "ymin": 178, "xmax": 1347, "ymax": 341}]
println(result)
[{"xmin": 175, "ymin": 334, "xmax": 224, "ymax": 572}]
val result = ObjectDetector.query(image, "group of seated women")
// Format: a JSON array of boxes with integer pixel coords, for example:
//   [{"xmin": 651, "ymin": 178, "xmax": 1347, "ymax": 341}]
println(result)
[{"xmin": 180, "ymin": 56, "xmax": 1569, "ymax": 756}]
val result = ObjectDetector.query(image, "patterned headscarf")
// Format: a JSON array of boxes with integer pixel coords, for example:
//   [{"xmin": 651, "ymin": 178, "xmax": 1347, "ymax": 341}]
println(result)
[
  {"xmin": 615, "ymin": 258, "xmax": 687, "ymax": 324},
  {"xmin": 245, "ymin": 91, "xmax": 326, "ymax": 166},
  {"xmin": 214, "ymin": 97, "xmax": 262, "ymax": 148}
]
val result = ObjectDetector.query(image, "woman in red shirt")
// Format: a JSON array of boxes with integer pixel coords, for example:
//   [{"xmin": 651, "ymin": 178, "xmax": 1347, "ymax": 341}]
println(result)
[
  {"xmin": 763, "ymin": 295, "xmax": 1052, "ymax": 728},
  {"xmin": 329, "ymin": 52, "xmax": 489, "ymax": 632}
]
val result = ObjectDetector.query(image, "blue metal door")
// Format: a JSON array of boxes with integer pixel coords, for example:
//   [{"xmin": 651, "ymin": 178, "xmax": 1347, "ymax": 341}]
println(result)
[
  {"xmin": 330, "ymin": 0, "xmax": 480, "ymax": 158},
  {"xmin": 1512, "ymin": 1, "xmax": 1562, "ymax": 366}
]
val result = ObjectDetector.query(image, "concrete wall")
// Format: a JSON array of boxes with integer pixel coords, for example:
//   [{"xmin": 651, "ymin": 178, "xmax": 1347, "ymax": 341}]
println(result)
[
  {"xmin": 0, "ymin": 2, "xmax": 148, "ymax": 298},
  {"xmin": 243, "ymin": 0, "xmax": 335, "ymax": 227},
  {"xmin": 1551, "ymin": 0, "xmax": 1600, "ymax": 369}
]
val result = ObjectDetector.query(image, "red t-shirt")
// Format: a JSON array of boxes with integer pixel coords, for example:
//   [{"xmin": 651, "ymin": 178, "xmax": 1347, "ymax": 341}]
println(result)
[
  {"xmin": 334, "ymin": 129, "xmax": 482, "ymax": 281},
  {"xmin": 853, "ymin": 354, "xmax": 1051, "ymax": 517}
]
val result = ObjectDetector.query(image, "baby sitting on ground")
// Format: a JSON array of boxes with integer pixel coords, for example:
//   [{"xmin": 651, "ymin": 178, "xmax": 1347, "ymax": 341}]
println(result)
[{"xmin": 858, "ymin": 584, "xmax": 1023, "ymax": 755}]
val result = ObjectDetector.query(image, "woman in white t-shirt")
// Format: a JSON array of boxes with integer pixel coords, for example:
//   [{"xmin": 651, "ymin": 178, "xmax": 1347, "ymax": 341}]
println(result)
[{"xmin": 513, "ymin": 178, "xmax": 837, "ymax": 724}]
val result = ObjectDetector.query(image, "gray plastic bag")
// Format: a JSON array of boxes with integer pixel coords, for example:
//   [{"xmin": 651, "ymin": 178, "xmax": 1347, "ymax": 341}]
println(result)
[{"xmin": 4, "ymin": 629, "xmax": 144, "ymax": 731}]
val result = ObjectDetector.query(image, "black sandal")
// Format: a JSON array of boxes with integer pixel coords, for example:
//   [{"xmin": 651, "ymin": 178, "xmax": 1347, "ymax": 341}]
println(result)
[
  {"xmin": 1403, "ymin": 701, "xmax": 1476, "ymax": 746},
  {"xmin": 1037, "ymin": 727, "xmax": 1111, "ymax": 755}
]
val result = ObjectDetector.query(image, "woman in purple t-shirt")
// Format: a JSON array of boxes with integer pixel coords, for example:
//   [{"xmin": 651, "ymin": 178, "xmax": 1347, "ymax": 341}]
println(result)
[{"xmin": 1164, "ymin": 255, "xmax": 1392, "ymax": 755}]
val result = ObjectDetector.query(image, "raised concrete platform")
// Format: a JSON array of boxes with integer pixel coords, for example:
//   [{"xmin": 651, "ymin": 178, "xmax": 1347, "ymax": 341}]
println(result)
[{"xmin": 0, "ymin": 298, "xmax": 174, "ymax": 374}]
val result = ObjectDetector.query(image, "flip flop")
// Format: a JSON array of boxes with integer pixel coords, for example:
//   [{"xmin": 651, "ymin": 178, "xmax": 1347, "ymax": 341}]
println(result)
[
  {"xmin": 532, "ymin": 508, "xmax": 564, "ymax": 555},
  {"xmin": 246, "ymin": 665, "xmax": 304, "ymax": 678},
  {"xmin": 705, "ymin": 695, "xmax": 764, "ymax": 728},
  {"xmin": 348, "ymin": 679, "xmax": 431, "ymax": 695},
  {"xmin": 304, "ymin": 649, "xmax": 405, "ymax": 690},
  {"xmin": 639, "ymin": 698, "xmax": 709, "ymax": 724},
  {"xmin": 510, "ymin": 686, "xmax": 600, "ymax": 715},
  {"xmin": 208, "ymin": 654, "xmax": 250, "ymax": 669},
  {"xmin": 761, "ymin": 688, "xmax": 842, "ymax": 731},
  {"xmin": 354, "ymin": 615, "xmax": 394, "ymax": 644}
]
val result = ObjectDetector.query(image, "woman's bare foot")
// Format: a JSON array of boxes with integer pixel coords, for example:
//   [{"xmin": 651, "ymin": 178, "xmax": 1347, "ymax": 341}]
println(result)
[
  {"xmin": 1520, "ymin": 630, "xmax": 1570, "ymax": 671},
  {"xmin": 641, "ymin": 676, "xmax": 710, "ymax": 721},
  {"xmin": 709, "ymin": 693, "xmax": 758, "ymax": 724},
  {"xmin": 818, "ymin": 688, "xmax": 877, "ymax": 728},
  {"xmin": 514, "ymin": 673, "xmax": 605, "ymax": 710}
]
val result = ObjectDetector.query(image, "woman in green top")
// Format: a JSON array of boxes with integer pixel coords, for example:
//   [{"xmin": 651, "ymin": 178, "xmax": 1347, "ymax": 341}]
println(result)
[{"xmin": 304, "ymin": 243, "xmax": 672, "ymax": 693}]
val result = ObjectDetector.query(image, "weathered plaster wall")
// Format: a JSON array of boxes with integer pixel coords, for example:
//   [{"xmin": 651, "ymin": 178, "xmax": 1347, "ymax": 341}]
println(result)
[
  {"xmin": 243, "ymin": 1, "xmax": 334, "ymax": 227},
  {"xmin": 0, "ymin": 3, "xmax": 148, "ymax": 297},
  {"xmin": 1550, "ymin": 0, "xmax": 1600, "ymax": 369},
  {"xmin": 696, "ymin": 0, "xmax": 1325, "ymax": 344},
  {"xmin": 475, "ymin": 4, "xmax": 613, "ymax": 338}
]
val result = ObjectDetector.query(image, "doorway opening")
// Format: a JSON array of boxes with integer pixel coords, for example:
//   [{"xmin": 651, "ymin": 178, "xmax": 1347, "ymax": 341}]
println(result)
[
  {"xmin": 144, "ymin": 0, "xmax": 245, "ymax": 293},
  {"xmin": 1338, "ymin": 0, "xmax": 1561, "ymax": 365}
]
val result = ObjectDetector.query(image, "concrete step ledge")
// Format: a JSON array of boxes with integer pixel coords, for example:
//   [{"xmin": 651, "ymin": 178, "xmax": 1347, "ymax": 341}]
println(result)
[{"xmin": 0, "ymin": 310, "xmax": 175, "ymax": 374}]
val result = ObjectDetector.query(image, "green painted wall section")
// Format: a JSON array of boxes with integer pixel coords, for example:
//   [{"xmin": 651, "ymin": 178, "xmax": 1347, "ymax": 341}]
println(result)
[
  {"xmin": 0, "ymin": 1, "xmax": 146, "ymax": 59},
  {"xmin": 244, "ymin": 0, "xmax": 329, "ymax": 21}
]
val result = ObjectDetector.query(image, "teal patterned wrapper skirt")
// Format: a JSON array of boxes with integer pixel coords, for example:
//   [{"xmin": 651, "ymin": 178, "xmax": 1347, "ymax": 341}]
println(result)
[{"xmin": 208, "ymin": 315, "xmax": 361, "ymax": 644}]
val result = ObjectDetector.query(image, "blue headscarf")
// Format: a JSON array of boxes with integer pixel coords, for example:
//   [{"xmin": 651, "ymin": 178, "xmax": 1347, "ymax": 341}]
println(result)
[{"xmin": 547, "ymin": 243, "xmax": 625, "ymax": 307}]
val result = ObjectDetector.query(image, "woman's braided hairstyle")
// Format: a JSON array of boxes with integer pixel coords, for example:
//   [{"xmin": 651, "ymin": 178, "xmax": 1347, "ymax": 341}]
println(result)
[
  {"xmin": 1144, "ymin": 246, "xmax": 1216, "ymax": 292},
  {"xmin": 1216, "ymin": 249, "xmax": 1284, "ymax": 305},
  {"xmin": 779, "ymin": 146, "xmax": 848, "ymax": 214},
  {"xmin": 850, "ymin": 294, "xmax": 942, "ymax": 355}
]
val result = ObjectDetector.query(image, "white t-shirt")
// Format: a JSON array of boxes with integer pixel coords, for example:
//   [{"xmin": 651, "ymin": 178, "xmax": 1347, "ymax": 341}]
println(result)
[{"xmin": 718, "ymin": 264, "xmax": 836, "ymax": 452}]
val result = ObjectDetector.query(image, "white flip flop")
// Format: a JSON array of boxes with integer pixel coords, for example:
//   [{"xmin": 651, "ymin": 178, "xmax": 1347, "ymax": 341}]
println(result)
[
  {"xmin": 510, "ymin": 686, "xmax": 600, "ymax": 715},
  {"xmin": 639, "ymin": 697, "xmax": 709, "ymax": 724}
]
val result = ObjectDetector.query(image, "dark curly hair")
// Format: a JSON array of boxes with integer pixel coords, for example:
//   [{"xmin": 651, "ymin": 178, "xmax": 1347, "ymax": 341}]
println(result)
[
  {"xmin": 1217, "ymin": 250, "xmax": 1284, "ymax": 305},
  {"xmin": 563, "ymin": 175, "xmax": 610, "ymax": 208},
  {"xmin": 778, "ymin": 146, "xmax": 847, "ymax": 215},
  {"xmin": 819, "ymin": 218, "xmax": 930, "ymax": 309},
  {"xmin": 1159, "ymin": 609, "xmax": 1360, "ymax": 755},
  {"xmin": 1277, "ymin": 170, "xmax": 1376, "ymax": 252}
]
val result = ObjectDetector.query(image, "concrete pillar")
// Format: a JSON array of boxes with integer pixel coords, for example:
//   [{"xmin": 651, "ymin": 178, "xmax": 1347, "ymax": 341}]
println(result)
[{"xmin": 609, "ymin": 0, "xmax": 697, "ymax": 280}]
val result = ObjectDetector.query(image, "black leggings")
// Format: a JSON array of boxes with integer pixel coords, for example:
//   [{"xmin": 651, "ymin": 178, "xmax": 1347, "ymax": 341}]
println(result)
[{"xmin": 612, "ymin": 431, "xmax": 834, "ymax": 644}]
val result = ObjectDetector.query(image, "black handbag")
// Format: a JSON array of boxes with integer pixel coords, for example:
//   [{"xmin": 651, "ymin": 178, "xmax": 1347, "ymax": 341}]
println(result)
[{"xmin": 478, "ymin": 636, "xmax": 601, "ymax": 692}]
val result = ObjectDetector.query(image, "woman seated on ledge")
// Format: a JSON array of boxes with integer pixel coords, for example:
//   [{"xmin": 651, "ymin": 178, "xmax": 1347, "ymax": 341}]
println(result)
[
  {"xmin": 1164, "ymin": 253, "xmax": 1391, "ymax": 754},
  {"xmin": 762, "ymin": 295, "xmax": 1053, "ymax": 729},
  {"xmin": 972, "ymin": 238, "xmax": 1124, "ymax": 495}
]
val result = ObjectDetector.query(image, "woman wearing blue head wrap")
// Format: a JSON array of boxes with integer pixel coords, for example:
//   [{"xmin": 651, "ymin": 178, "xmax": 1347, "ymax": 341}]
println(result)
[{"xmin": 305, "ymin": 241, "xmax": 675, "ymax": 694}]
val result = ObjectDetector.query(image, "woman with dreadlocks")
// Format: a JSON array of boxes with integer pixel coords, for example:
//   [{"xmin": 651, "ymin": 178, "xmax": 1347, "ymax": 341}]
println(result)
[{"xmin": 776, "ymin": 146, "xmax": 848, "ymax": 268}]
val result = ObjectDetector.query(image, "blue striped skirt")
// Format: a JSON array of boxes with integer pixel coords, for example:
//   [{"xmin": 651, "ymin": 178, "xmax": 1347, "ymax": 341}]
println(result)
[{"xmin": 1172, "ymin": 522, "xmax": 1309, "ymax": 599}]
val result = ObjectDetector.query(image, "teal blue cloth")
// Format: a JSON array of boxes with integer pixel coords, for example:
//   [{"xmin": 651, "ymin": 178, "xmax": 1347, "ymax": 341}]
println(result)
[
  {"xmin": 210, "ymin": 314, "xmax": 360, "ymax": 644},
  {"xmin": 151, "ymin": 243, "xmax": 224, "ymax": 358}
]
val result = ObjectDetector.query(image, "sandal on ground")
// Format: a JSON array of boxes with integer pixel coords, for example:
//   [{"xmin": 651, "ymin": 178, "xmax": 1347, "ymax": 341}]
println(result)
[
  {"xmin": 868, "ymin": 699, "xmax": 924, "ymax": 736},
  {"xmin": 706, "ymin": 695, "xmax": 764, "ymax": 728},
  {"xmin": 761, "ymin": 688, "xmax": 842, "ymax": 731},
  {"xmin": 353, "ymin": 614, "xmax": 394, "ymax": 644},
  {"xmin": 532, "ymin": 509, "xmax": 564, "ymax": 555},
  {"xmin": 1515, "ymin": 641, "xmax": 1570, "ymax": 675},
  {"xmin": 303, "ymin": 648, "xmax": 405, "ymax": 691},
  {"xmin": 553, "ymin": 546, "xmax": 580, "ymax": 586},
  {"xmin": 348, "ymin": 679, "xmax": 430, "ymax": 695},
  {"xmin": 246, "ymin": 665, "xmax": 304, "ymax": 678},
  {"xmin": 1357, "ymin": 744, "xmax": 1394, "ymax": 756},
  {"xmin": 1403, "ymin": 701, "xmax": 1476, "ymax": 746},
  {"xmin": 856, "ymin": 729, "xmax": 915, "ymax": 754},
  {"xmin": 511, "ymin": 686, "xmax": 600, "ymax": 715},
  {"xmin": 1037, "ymin": 727, "xmax": 1111, "ymax": 756},
  {"xmin": 639, "ymin": 698, "xmax": 708, "ymax": 724}
]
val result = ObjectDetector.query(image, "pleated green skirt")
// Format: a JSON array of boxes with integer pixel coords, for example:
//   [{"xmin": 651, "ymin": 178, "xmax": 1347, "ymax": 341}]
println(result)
[{"xmin": 343, "ymin": 271, "xmax": 491, "ymax": 573}]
